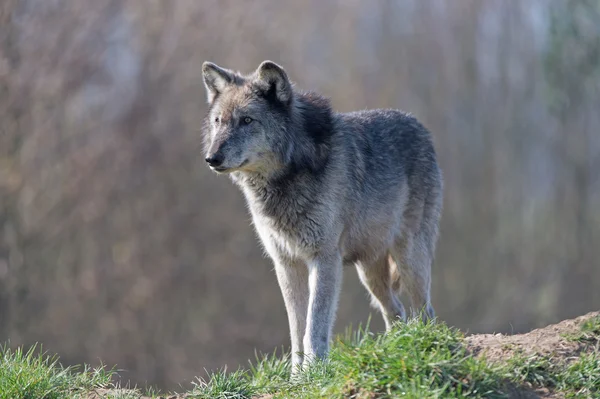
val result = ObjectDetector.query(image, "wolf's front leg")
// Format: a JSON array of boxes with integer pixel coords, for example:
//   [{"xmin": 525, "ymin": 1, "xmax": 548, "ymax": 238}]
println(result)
[
  {"xmin": 303, "ymin": 251, "xmax": 343, "ymax": 369},
  {"xmin": 274, "ymin": 258, "xmax": 309, "ymax": 377}
]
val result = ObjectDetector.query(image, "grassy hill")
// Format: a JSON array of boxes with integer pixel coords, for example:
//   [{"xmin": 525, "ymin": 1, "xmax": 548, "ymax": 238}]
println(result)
[{"xmin": 1, "ymin": 312, "xmax": 598, "ymax": 399}]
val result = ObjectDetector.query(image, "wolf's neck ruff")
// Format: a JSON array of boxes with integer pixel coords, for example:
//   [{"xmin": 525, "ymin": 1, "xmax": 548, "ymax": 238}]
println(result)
[
  {"xmin": 237, "ymin": 164, "xmax": 324, "ymax": 228},
  {"xmin": 279, "ymin": 92, "xmax": 335, "ymax": 175}
]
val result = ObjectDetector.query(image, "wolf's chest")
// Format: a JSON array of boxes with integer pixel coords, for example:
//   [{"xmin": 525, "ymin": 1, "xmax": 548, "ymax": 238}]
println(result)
[
  {"xmin": 250, "ymin": 206, "xmax": 322, "ymax": 260},
  {"xmin": 241, "ymin": 180, "xmax": 324, "ymax": 258}
]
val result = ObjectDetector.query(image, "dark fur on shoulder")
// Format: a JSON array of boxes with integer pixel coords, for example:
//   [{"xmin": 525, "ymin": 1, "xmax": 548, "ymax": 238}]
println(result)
[{"xmin": 285, "ymin": 91, "xmax": 334, "ymax": 176}]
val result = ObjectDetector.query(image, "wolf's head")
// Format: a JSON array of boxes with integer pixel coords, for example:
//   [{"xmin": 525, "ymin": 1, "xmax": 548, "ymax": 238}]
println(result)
[
  {"xmin": 201, "ymin": 60, "xmax": 297, "ymax": 175},
  {"xmin": 202, "ymin": 60, "xmax": 334, "ymax": 177}
]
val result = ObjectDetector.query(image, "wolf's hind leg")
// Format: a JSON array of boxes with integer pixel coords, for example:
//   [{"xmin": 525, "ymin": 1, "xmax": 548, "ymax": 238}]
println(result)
[
  {"xmin": 355, "ymin": 255, "xmax": 406, "ymax": 330},
  {"xmin": 390, "ymin": 235, "xmax": 435, "ymax": 321}
]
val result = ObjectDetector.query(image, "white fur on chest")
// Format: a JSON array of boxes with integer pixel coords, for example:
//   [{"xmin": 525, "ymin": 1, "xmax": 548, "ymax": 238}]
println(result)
[{"xmin": 251, "ymin": 211, "xmax": 308, "ymax": 260}]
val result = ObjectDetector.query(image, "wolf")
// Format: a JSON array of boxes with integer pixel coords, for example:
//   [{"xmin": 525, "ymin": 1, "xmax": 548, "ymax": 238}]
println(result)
[{"xmin": 201, "ymin": 60, "xmax": 443, "ymax": 374}]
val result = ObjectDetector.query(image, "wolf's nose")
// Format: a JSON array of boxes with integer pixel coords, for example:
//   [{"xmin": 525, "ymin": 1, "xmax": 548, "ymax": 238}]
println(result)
[{"xmin": 205, "ymin": 154, "xmax": 224, "ymax": 167}]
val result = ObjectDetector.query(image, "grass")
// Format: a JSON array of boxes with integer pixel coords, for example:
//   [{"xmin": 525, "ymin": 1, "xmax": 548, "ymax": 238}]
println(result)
[
  {"xmin": 564, "ymin": 316, "xmax": 600, "ymax": 344},
  {"xmin": 1, "ymin": 316, "xmax": 599, "ymax": 399},
  {"xmin": 0, "ymin": 344, "xmax": 113, "ymax": 399},
  {"xmin": 501, "ymin": 352, "xmax": 600, "ymax": 397}
]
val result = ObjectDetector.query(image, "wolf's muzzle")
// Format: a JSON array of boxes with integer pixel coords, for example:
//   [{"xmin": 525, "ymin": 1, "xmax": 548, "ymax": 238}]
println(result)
[{"xmin": 205, "ymin": 153, "xmax": 224, "ymax": 167}]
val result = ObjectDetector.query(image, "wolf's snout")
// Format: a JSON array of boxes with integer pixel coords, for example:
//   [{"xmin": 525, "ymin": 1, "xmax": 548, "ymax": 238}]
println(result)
[{"xmin": 205, "ymin": 153, "xmax": 224, "ymax": 167}]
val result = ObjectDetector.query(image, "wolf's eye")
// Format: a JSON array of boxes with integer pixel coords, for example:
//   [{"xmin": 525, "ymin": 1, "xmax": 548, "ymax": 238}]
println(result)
[
  {"xmin": 242, "ymin": 117, "xmax": 253, "ymax": 125},
  {"xmin": 214, "ymin": 117, "xmax": 220, "ymax": 123}
]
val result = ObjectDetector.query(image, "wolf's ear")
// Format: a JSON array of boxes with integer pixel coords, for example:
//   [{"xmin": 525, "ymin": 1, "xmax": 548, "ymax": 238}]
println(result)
[
  {"xmin": 202, "ymin": 62, "xmax": 233, "ymax": 103},
  {"xmin": 254, "ymin": 61, "xmax": 292, "ymax": 104}
]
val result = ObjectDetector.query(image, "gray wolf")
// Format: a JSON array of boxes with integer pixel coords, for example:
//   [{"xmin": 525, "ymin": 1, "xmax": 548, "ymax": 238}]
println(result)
[{"xmin": 201, "ymin": 60, "xmax": 443, "ymax": 375}]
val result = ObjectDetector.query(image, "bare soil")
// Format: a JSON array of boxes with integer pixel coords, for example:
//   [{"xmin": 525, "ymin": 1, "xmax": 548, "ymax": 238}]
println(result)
[
  {"xmin": 465, "ymin": 311, "xmax": 600, "ymax": 399},
  {"xmin": 466, "ymin": 311, "xmax": 599, "ymax": 364}
]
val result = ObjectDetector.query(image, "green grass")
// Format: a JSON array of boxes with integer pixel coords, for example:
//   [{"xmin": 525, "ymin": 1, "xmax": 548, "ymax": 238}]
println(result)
[
  {"xmin": 1, "ymin": 316, "xmax": 599, "ymax": 399},
  {"xmin": 565, "ymin": 316, "xmax": 600, "ymax": 344},
  {"xmin": 0, "ymin": 344, "xmax": 113, "ymax": 399},
  {"xmin": 189, "ymin": 318, "xmax": 600, "ymax": 398},
  {"xmin": 500, "ymin": 352, "xmax": 600, "ymax": 397}
]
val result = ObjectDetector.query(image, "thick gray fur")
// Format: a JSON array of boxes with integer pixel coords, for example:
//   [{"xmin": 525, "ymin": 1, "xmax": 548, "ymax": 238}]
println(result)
[{"xmin": 201, "ymin": 60, "xmax": 443, "ymax": 375}]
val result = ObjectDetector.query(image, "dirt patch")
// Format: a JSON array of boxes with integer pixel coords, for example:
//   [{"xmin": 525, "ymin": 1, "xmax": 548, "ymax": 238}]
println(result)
[
  {"xmin": 466, "ymin": 311, "xmax": 599, "ymax": 399},
  {"xmin": 465, "ymin": 311, "xmax": 599, "ymax": 363}
]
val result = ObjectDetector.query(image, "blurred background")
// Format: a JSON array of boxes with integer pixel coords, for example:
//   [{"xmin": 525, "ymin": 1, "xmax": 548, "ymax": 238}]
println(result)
[{"xmin": 1, "ymin": 0, "xmax": 599, "ymax": 391}]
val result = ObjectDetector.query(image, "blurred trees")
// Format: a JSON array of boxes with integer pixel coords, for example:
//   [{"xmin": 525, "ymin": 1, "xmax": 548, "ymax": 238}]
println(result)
[
  {"xmin": 544, "ymin": 0, "xmax": 600, "ymax": 313},
  {"xmin": 0, "ymin": 0, "xmax": 599, "ymax": 390}
]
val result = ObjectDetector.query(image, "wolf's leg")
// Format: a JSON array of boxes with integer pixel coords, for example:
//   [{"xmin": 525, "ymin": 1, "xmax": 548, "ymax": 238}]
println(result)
[
  {"xmin": 274, "ymin": 258, "xmax": 309, "ymax": 376},
  {"xmin": 390, "ymin": 235, "xmax": 435, "ymax": 321},
  {"xmin": 355, "ymin": 255, "xmax": 406, "ymax": 330},
  {"xmin": 303, "ymin": 251, "xmax": 343, "ymax": 368}
]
